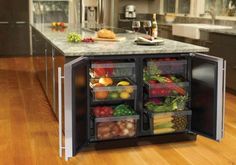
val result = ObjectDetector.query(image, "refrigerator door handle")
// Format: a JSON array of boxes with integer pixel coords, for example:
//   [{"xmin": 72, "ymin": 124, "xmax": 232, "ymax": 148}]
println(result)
[
  {"xmin": 222, "ymin": 60, "xmax": 226, "ymax": 138},
  {"xmin": 58, "ymin": 67, "xmax": 65, "ymax": 157}
]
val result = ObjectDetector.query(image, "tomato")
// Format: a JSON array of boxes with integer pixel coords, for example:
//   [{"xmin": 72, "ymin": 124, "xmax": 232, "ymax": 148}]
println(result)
[
  {"xmin": 93, "ymin": 61, "xmax": 114, "ymax": 77},
  {"xmin": 105, "ymin": 68, "xmax": 113, "ymax": 76},
  {"xmin": 93, "ymin": 107, "xmax": 102, "ymax": 117},
  {"xmin": 94, "ymin": 68, "xmax": 106, "ymax": 77},
  {"xmin": 93, "ymin": 106, "xmax": 113, "ymax": 117},
  {"xmin": 150, "ymin": 89, "xmax": 159, "ymax": 97},
  {"xmin": 148, "ymin": 80, "xmax": 157, "ymax": 84}
]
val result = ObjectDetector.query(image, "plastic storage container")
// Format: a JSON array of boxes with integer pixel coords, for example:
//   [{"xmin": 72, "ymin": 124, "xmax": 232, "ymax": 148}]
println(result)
[
  {"xmin": 95, "ymin": 115, "xmax": 139, "ymax": 140},
  {"xmin": 91, "ymin": 78, "xmax": 137, "ymax": 102},
  {"xmin": 145, "ymin": 81, "xmax": 189, "ymax": 97},
  {"xmin": 150, "ymin": 110, "xmax": 192, "ymax": 135},
  {"xmin": 146, "ymin": 59, "xmax": 187, "ymax": 75},
  {"xmin": 90, "ymin": 62, "xmax": 135, "ymax": 78}
]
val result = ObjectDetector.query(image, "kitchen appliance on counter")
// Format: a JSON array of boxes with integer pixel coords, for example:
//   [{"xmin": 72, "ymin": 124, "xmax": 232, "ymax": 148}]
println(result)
[
  {"xmin": 125, "ymin": 5, "xmax": 136, "ymax": 19},
  {"xmin": 84, "ymin": 6, "xmax": 97, "ymax": 23}
]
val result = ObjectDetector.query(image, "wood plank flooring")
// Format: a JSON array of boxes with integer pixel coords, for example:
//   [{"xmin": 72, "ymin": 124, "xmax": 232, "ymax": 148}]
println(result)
[{"xmin": 0, "ymin": 57, "xmax": 236, "ymax": 165}]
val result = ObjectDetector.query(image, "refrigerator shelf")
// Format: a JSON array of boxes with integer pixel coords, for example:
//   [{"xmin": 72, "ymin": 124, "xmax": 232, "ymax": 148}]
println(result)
[
  {"xmin": 144, "ymin": 81, "xmax": 189, "ymax": 98},
  {"xmin": 90, "ymin": 78, "xmax": 137, "ymax": 102},
  {"xmin": 90, "ymin": 61, "xmax": 135, "ymax": 78},
  {"xmin": 146, "ymin": 59, "xmax": 187, "ymax": 75},
  {"xmin": 147, "ymin": 109, "xmax": 192, "ymax": 135},
  {"xmin": 94, "ymin": 115, "xmax": 139, "ymax": 141}
]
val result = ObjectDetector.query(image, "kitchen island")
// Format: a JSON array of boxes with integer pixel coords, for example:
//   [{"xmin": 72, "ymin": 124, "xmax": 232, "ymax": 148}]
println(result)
[{"xmin": 31, "ymin": 23, "xmax": 225, "ymax": 161}]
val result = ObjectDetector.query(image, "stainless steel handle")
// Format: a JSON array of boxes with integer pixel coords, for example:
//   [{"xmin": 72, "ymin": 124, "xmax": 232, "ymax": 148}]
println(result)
[
  {"xmin": 222, "ymin": 60, "xmax": 226, "ymax": 138},
  {"xmin": 16, "ymin": 21, "xmax": 26, "ymax": 24},
  {"xmin": 0, "ymin": 22, "xmax": 9, "ymax": 24},
  {"xmin": 58, "ymin": 67, "xmax": 65, "ymax": 157}
]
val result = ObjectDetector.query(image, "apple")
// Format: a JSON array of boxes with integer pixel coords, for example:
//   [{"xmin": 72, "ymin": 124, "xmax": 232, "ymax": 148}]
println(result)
[
  {"xmin": 60, "ymin": 28, "xmax": 65, "ymax": 32},
  {"xmin": 52, "ymin": 22, "xmax": 57, "ymax": 27},
  {"xmin": 60, "ymin": 22, "xmax": 65, "ymax": 27},
  {"xmin": 56, "ymin": 22, "xmax": 61, "ymax": 26}
]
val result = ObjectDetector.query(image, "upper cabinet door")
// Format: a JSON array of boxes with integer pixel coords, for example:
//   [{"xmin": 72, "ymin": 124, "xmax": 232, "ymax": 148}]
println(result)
[
  {"xmin": 191, "ymin": 53, "xmax": 226, "ymax": 141},
  {"xmin": 64, "ymin": 57, "xmax": 89, "ymax": 160}
]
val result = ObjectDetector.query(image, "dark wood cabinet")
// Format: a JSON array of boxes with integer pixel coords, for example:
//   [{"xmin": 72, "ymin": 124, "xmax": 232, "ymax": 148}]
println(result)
[
  {"xmin": 0, "ymin": 25, "xmax": 12, "ymax": 54},
  {"xmin": 0, "ymin": 24, "xmax": 30, "ymax": 55},
  {"xmin": 0, "ymin": 1, "xmax": 11, "ymax": 22},
  {"xmin": 10, "ymin": 0, "xmax": 29, "ymax": 22},
  {"xmin": 32, "ymin": 28, "xmax": 47, "ymax": 92},
  {"xmin": 0, "ymin": 0, "xmax": 30, "ymax": 55},
  {"xmin": 32, "ymin": 27, "xmax": 66, "ymax": 119},
  {"xmin": 208, "ymin": 33, "xmax": 236, "ymax": 92}
]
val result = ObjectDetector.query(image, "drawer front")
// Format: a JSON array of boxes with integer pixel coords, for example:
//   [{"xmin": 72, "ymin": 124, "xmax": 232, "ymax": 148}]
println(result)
[
  {"xmin": 209, "ymin": 33, "xmax": 236, "ymax": 66},
  {"xmin": 226, "ymin": 64, "xmax": 236, "ymax": 90}
]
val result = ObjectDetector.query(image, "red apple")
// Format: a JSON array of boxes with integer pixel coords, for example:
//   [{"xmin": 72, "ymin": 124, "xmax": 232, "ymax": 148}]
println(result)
[{"xmin": 60, "ymin": 22, "xmax": 65, "ymax": 27}]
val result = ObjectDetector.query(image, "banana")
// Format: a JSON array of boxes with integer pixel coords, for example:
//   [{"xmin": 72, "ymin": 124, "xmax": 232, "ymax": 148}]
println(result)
[{"xmin": 117, "ymin": 81, "xmax": 130, "ymax": 86}]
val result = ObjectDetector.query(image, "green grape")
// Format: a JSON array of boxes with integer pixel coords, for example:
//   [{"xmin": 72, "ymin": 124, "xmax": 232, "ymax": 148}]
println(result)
[{"xmin": 67, "ymin": 32, "xmax": 82, "ymax": 43}]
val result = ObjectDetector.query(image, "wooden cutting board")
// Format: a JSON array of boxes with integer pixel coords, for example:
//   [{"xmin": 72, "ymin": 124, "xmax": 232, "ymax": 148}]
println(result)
[{"xmin": 93, "ymin": 37, "xmax": 126, "ymax": 42}]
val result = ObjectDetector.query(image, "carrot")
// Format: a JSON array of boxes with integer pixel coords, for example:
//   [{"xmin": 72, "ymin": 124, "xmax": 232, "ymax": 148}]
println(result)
[
  {"xmin": 170, "ymin": 84, "xmax": 186, "ymax": 95},
  {"xmin": 164, "ymin": 77, "xmax": 186, "ymax": 95}
]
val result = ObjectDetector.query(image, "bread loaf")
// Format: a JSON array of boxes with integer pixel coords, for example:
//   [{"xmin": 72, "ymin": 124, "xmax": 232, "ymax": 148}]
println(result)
[{"xmin": 97, "ymin": 29, "xmax": 116, "ymax": 39}]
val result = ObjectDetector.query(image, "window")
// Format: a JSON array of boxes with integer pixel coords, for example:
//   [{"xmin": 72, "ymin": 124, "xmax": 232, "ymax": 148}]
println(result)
[
  {"xmin": 164, "ymin": 0, "xmax": 176, "ymax": 13},
  {"xmin": 205, "ymin": 0, "xmax": 236, "ymax": 16},
  {"xmin": 163, "ymin": 0, "xmax": 191, "ymax": 15},
  {"xmin": 178, "ymin": 0, "xmax": 191, "ymax": 14}
]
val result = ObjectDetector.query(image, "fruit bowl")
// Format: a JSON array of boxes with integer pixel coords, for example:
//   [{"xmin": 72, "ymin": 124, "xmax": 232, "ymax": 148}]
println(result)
[{"xmin": 51, "ymin": 22, "xmax": 67, "ymax": 29}]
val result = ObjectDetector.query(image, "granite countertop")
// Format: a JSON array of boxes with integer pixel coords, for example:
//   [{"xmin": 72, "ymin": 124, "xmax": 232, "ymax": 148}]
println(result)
[
  {"xmin": 31, "ymin": 23, "xmax": 208, "ymax": 56},
  {"xmin": 200, "ymin": 28, "xmax": 236, "ymax": 36}
]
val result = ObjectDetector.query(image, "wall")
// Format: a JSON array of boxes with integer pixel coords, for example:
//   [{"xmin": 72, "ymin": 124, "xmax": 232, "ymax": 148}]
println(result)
[
  {"xmin": 119, "ymin": 0, "xmax": 153, "ymax": 13},
  {"xmin": 148, "ymin": 0, "xmax": 160, "ymax": 13}
]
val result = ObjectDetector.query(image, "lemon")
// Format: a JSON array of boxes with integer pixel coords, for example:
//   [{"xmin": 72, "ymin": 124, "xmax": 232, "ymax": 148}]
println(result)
[
  {"xmin": 120, "ymin": 92, "xmax": 130, "ymax": 99},
  {"xmin": 117, "ymin": 81, "xmax": 130, "ymax": 86},
  {"xmin": 125, "ymin": 87, "xmax": 134, "ymax": 93}
]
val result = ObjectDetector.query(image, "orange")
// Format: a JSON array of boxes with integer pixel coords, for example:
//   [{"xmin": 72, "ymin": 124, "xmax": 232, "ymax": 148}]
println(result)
[
  {"xmin": 93, "ymin": 83, "xmax": 109, "ymax": 100},
  {"xmin": 95, "ymin": 91, "xmax": 109, "ymax": 100},
  {"xmin": 99, "ymin": 77, "xmax": 113, "ymax": 86}
]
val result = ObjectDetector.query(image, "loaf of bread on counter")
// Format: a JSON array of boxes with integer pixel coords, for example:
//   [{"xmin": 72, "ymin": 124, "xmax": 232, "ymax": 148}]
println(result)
[{"xmin": 97, "ymin": 29, "xmax": 116, "ymax": 39}]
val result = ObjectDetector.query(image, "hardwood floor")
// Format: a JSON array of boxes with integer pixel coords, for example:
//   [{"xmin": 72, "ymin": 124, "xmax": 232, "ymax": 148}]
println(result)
[{"xmin": 0, "ymin": 57, "xmax": 236, "ymax": 165}]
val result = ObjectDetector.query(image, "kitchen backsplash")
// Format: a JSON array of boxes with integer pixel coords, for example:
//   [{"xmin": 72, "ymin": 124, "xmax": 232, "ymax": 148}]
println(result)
[
  {"xmin": 33, "ymin": 1, "xmax": 69, "ymax": 23},
  {"xmin": 119, "ymin": 13, "xmax": 236, "ymax": 28},
  {"xmin": 157, "ymin": 15, "xmax": 236, "ymax": 27}
]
